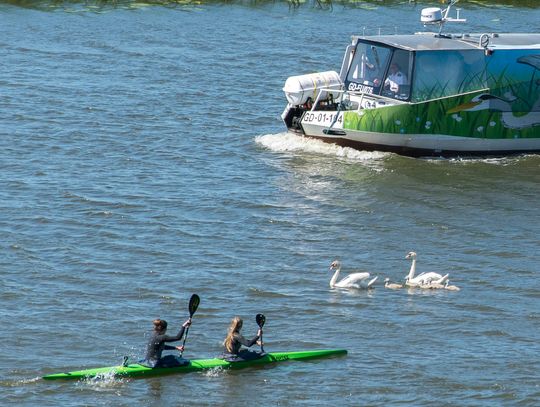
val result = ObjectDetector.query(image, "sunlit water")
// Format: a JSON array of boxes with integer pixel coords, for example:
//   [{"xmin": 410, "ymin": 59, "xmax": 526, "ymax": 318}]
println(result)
[{"xmin": 1, "ymin": 2, "xmax": 540, "ymax": 406}]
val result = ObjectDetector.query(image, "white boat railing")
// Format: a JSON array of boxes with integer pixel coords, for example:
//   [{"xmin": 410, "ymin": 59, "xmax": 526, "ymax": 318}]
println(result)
[
  {"xmin": 310, "ymin": 87, "xmax": 407, "ymax": 114},
  {"xmin": 309, "ymin": 88, "xmax": 345, "ymax": 112}
]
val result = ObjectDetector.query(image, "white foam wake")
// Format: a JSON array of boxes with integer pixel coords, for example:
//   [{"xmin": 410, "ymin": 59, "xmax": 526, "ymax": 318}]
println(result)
[{"xmin": 255, "ymin": 132, "xmax": 388, "ymax": 161}]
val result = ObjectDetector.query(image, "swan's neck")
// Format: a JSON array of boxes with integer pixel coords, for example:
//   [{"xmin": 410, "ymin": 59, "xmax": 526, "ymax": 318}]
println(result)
[
  {"xmin": 407, "ymin": 258, "xmax": 416, "ymax": 281},
  {"xmin": 330, "ymin": 266, "xmax": 340, "ymax": 288}
]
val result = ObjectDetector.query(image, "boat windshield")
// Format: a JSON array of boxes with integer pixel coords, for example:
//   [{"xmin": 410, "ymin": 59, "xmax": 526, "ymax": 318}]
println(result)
[{"xmin": 345, "ymin": 42, "xmax": 413, "ymax": 101}]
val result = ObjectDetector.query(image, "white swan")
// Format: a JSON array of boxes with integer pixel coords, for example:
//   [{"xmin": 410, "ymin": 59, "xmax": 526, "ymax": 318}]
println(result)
[
  {"xmin": 448, "ymin": 54, "xmax": 540, "ymax": 130},
  {"xmin": 383, "ymin": 278, "xmax": 403, "ymax": 290},
  {"xmin": 405, "ymin": 251, "xmax": 449, "ymax": 287},
  {"xmin": 329, "ymin": 260, "xmax": 378, "ymax": 289},
  {"xmin": 448, "ymin": 93, "xmax": 540, "ymax": 130}
]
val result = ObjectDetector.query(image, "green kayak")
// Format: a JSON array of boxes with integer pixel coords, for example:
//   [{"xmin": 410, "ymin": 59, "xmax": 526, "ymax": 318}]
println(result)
[{"xmin": 42, "ymin": 349, "xmax": 347, "ymax": 380}]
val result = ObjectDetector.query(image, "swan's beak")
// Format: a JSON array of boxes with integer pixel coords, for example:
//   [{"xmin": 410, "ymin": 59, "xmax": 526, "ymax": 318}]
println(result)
[{"xmin": 447, "ymin": 100, "xmax": 481, "ymax": 114}]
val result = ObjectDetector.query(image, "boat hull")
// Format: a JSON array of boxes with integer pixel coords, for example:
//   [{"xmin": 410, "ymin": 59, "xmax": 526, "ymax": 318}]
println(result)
[
  {"xmin": 42, "ymin": 349, "xmax": 347, "ymax": 380},
  {"xmin": 290, "ymin": 86, "xmax": 540, "ymax": 157},
  {"xmin": 300, "ymin": 122, "xmax": 540, "ymax": 157}
]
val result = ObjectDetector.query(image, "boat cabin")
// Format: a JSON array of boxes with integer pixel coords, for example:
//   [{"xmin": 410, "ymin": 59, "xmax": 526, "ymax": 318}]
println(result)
[{"xmin": 341, "ymin": 33, "xmax": 540, "ymax": 106}]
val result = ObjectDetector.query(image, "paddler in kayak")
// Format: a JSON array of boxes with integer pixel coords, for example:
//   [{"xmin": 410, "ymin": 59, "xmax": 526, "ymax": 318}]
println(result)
[
  {"xmin": 222, "ymin": 316, "xmax": 263, "ymax": 361},
  {"xmin": 141, "ymin": 318, "xmax": 191, "ymax": 368}
]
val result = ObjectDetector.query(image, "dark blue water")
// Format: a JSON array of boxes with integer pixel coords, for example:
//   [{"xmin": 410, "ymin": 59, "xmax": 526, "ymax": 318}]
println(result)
[{"xmin": 1, "ymin": 2, "xmax": 540, "ymax": 406}]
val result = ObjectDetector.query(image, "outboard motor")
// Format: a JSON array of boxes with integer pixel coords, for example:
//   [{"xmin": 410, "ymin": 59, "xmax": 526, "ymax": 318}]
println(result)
[{"xmin": 281, "ymin": 71, "xmax": 343, "ymax": 134}]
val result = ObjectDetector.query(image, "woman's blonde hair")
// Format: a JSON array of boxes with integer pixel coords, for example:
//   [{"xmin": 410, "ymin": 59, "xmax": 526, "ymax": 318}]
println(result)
[{"xmin": 223, "ymin": 316, "xmax": 243, "ymax": 352}]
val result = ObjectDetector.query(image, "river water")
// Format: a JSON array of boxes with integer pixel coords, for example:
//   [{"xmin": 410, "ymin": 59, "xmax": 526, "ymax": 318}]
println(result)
[{"xmin": 1, "ymin": 1, "xmax": 540, "ymax": 406}]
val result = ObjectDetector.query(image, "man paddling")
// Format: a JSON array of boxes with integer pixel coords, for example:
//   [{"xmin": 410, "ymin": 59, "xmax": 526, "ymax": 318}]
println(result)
[{"xmin": 141, "ymin": 318, "xmax": 191, "ymax": 368}]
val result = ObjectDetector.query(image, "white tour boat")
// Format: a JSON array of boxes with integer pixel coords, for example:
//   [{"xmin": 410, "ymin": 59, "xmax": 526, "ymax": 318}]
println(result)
[{"xmin": 281, "ymin": 0, "xmax": 540, "ymax": 157}]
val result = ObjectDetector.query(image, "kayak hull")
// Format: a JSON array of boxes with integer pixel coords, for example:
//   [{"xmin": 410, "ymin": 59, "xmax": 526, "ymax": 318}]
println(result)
[{"xmin": 42, "ymin": 349, "xmax": 347, "ymax": 380}]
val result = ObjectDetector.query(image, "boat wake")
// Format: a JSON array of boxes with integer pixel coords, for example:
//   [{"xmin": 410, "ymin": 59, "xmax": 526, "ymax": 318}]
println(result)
[
  {"xmin": 255, "ymin": 132, "xmax": 388, "ymax": 161},
  {"xmin": 444, "ymin": 155, "xmax": 536, "ymax": 166},
  {"xmin": 1, "ymin": 376, "xmax": 41, "ymax": 387}
]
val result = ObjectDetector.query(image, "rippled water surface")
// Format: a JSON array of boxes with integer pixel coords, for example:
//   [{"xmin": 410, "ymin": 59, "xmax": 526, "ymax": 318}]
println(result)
[{"xmin": 1, "ymin": 2, "xmax": 540, "ymax": 406}]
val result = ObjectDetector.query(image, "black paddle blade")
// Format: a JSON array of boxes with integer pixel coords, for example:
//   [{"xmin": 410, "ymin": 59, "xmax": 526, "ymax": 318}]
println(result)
[
  {"xmin": 256, "ymin": 313, "xmax": 266, "ymax": 328},
  {"xmin": 189, "ymin": 294, "xmax": 200, "ymax": 317}
]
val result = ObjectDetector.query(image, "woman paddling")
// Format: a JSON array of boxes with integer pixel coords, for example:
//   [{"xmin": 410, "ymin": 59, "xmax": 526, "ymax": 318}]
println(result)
[
  {"xmin": 141, "ymin": 318, "xmax": 191, "ymax": 368},
  {"xmin": 222, "ymin": 316, "xmax": 263, "ymax": 361}
]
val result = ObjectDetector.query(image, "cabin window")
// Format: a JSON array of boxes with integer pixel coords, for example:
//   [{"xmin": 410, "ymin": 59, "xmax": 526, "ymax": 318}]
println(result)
[
  {"xmin": 346, "ymin": 43, "xmax": 414, "ymax": 101},
  {"xmin": 345, "ymin": 43, "xmax": 391, "ymax": 94},
  {"xmin": 381, "ymin": 49, "xmax": 413, "ymax": 100},
  {"xmin": 411, "ymin": 50, "xmax": 486, "ymax": 102}
]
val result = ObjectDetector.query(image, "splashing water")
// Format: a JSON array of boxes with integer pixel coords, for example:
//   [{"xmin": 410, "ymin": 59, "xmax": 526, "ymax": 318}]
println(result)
[
  {"xmin": 202, "ymin": 367, "xmax": 224, "ymax": 377},
  {"xmin": 75, "ymin": 371, "xmax": 128, "ymax": 391}
]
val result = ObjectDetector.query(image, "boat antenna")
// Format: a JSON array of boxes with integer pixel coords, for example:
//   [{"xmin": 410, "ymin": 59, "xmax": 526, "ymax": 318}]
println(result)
[{"xmin": 421, "ymin": 0, "xmax": 466, "ymax": 36}]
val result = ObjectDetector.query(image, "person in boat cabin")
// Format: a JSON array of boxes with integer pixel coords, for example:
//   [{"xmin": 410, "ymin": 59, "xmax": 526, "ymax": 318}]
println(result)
[
  {"xmin": 141, "ymin": 318, "xmax": 191, "ymax": 368},
  {"xmin": 222, "ymin": 316, "xmax": 262, "ymax": 361},
  {"xmin": 384, "ymin": 62, "xmax": 408, "ymax": 93}
]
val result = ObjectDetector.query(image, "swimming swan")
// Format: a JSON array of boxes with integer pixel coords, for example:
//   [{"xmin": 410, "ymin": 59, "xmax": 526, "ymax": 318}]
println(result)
[
  {"xmin": 417, "ymin": 281, "xmax": 461, "ymax": 291},
  {"xmin": 405, "ymin": 251, "xmax": 449, "ymax": 287},
  {"xmin": 418, "ymin": 281, "xmax": 445, "ymax": 289},
  {"xmin": 329, "ymin": 260, "xmax": 378, "ymax": 289},
  {"xmin": 444, "ymin": 281, "xmax": 461, "ymax": 291},
  {"xmin": 384, "ymin": 278, "xmax": 403, "ymax": 290}
]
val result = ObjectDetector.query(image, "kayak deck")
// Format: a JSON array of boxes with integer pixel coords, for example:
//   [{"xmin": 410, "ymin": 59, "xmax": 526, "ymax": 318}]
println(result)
[{"xmin": 42, "ymin": 349, "xmax": 347, "ymax": 380}]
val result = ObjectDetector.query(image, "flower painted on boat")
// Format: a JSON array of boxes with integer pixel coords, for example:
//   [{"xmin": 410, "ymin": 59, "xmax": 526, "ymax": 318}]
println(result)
[
  {"xmin": 395, "ymin": 120, "xmax": 401, "ymax": 125},
  {"xmin": 400, "ymin": 128, "xmax": 405, "ymax": 134},
  {"xmin": 416, "ymin": 117, "xmax": 421, "ymax": 122},
  {"xmin": 489, "ymin": 121, "xmax": 496, "ymax": 127},
  {"xmin": 425, "ymin": 121, "xmax": 432, "ymax": 129},
  {"xmin": 451, "ymin": 114, "xmax": 462, "ymax": 122},
  {"xmin": 477, "ymin": 126, "xmax": 484, "ymax": 132}
]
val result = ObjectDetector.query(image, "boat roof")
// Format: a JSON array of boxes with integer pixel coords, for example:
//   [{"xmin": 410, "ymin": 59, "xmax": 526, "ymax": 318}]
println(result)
[{"xmin": 352, "ymin": 33, "xmax": 540, "ymax": 51}]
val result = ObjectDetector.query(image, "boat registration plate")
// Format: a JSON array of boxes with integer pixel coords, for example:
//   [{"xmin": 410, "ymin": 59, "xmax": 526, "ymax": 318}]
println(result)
[{"xmin": 302, "ymin": 112, "xmax": 343, "ymax": 128}]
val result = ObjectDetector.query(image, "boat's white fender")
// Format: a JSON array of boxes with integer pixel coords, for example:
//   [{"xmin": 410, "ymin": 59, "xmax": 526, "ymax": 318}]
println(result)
[{"xmin": 283, "ymin": 71, "xmax": 343, "ymax": 106}]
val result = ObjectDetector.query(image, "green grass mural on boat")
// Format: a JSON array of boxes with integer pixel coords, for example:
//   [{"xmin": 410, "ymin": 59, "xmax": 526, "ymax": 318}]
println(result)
[{"xmin": 343, "ymin": 87, "xmax": 539, "ymax": 140}]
